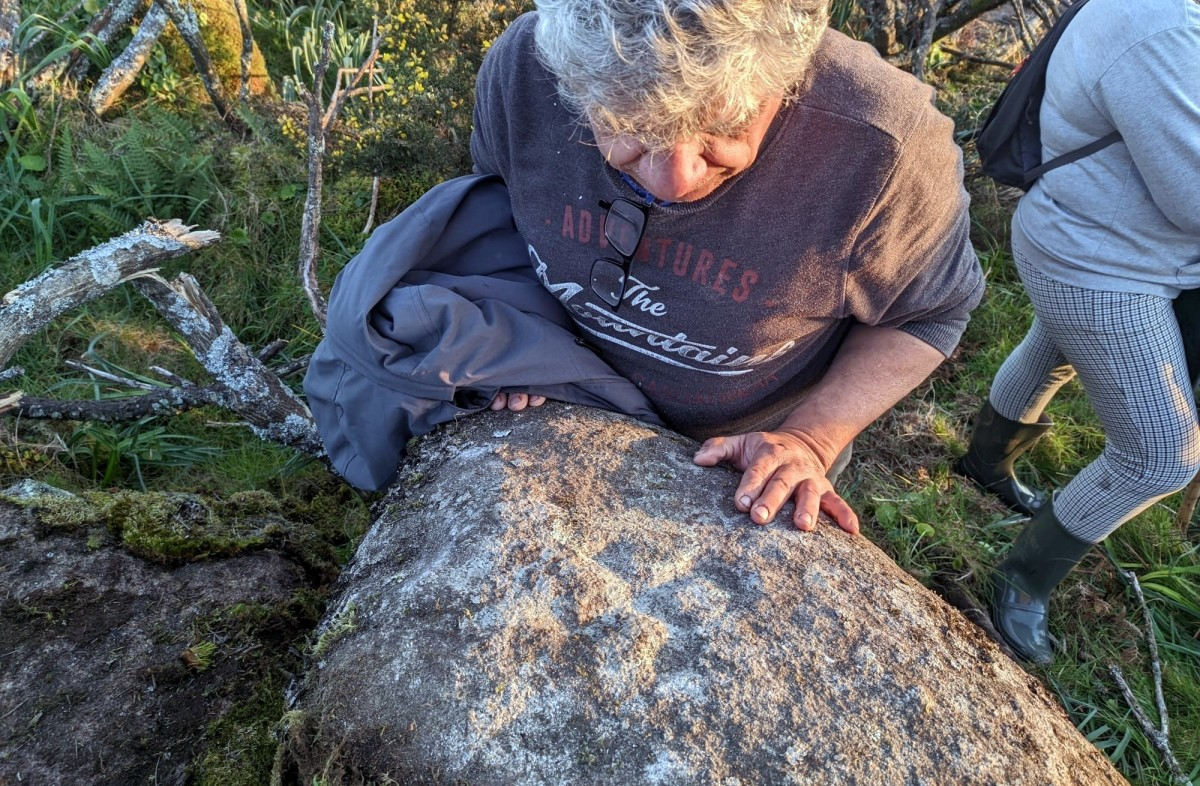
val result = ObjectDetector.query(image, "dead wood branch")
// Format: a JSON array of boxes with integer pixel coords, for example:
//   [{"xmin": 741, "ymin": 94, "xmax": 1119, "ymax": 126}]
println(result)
[
  {"xmin": 362, "ymin": 176, "xmax": 380, "ymax": 235},
  {"xmin": 911, "ymin": 0, "xmax": 946, "ymax": 82},
  {"xmin": 87, "ymin": 3, "xmax": 169, "ymax": 115},
  {"xmin": 13, "ymin": 385, "xmax": 224, "ymax": 421},
  {"xmin": 940, "ymin": 45, "xmax": 1015, "ymax": 69},
  {"xmin": 155, "ymin": 0, "xmax": 238, "ymax": 129},
  {"xmin": 1109, "ymin": 567, "xmax": 1194, "ymax": 786},
  {"xmin": 231, "ymin": 0, "xmax": 252, "ymax": 102},
  {"xmin": 257, "ymin": 339, "xmax": 288, "ymax": 363},
  {"xmin": 1174, "ymin": 473, "xmax": 1200, "ymax": 533},
  {"xmin": 296, "ymin": 20, "xmax": 381, "ymax": 330},
  {"xmin": 131, "ymin": 273, "xmax": 325, "ymax": 458},
  {"xmin": 932, "ymin": 0, "xmax": 1007, "ymax": 39},
  {"xmin": 0, "ymin": 221, "xmax": 325, "ymax": 461},
  {"xmin": 27, "ymin": 0, "xmax": 145, "ymax": 88},
  {"xmin": 0, "ymin": 219, "xmax": 219, "ymax": 369},
  {"xmin": 66, "ymin": 0, "xmax": 146, "ymax": 82},
  {"xmin": 1010, "ymin": 0, "xmax": 1037, "ymax": 52},
  {"xmin": 1108, "ymin": 665, "xmax": 1193, "ymax": 786},
  {"xmin": 296, "ymin": 22, "xmax": 334, "ymax": 329}
]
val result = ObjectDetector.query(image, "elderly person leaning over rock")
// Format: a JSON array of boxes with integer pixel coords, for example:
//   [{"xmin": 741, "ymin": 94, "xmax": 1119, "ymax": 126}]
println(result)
[{"xmin": 472, "ymin": 0, "xmax": 985, "ymax": 533}]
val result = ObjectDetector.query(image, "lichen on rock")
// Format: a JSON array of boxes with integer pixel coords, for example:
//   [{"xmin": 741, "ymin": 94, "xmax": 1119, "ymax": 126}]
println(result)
[{"xmin": 284, "ymin": 404, "xmax": 1130, "ymax": 786}]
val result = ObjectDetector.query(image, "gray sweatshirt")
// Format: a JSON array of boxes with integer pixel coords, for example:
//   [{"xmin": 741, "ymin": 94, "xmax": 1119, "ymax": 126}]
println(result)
[{"xmin": 1015, "ymin": 0, "xmax": 1200, "ymax": 296}]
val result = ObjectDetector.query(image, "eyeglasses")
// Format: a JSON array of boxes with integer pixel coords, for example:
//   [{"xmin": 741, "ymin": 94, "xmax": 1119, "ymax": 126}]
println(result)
[{"xmin": 590, "ymin": 197, "xmax": 649, "ymax": 310}]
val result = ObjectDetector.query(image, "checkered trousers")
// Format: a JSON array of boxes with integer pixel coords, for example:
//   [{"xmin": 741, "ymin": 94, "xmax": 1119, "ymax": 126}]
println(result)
[{"xmin": 989, "ymin": 243, "xmax": 1200, "ymax": 544}]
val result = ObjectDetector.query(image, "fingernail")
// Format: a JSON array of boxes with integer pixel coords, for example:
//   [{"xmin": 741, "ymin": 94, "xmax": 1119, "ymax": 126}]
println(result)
[
  {"xmin": 798, "ymin": 513, "xmax": 812, "ymax": 530},
  {"xmin": 754, "ymin": 504, "xmax": 769, "ymax": 520},
  {"xmin": 740, "ymin": 496, "xmax": 752, "ymax": 508}
]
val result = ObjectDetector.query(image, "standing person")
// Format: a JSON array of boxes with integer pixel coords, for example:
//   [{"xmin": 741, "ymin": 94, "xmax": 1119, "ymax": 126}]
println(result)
[
  {"xmin": 470, "ymin": 0, "xmax": 984, "ymax": 536},
  {"xmin": 957, "ymin": 0, "xmax": 1200, "ymax": 663}
]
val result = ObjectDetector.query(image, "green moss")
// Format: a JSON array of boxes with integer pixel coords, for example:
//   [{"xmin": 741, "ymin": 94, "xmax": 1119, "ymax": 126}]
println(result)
[
  {"xmin": 7, "ymin": 493, "xmax": 102, "ymax": 531},
  {"xmin": 190, "ymin": 588, "xmax": 328, "ymax": 784},
  {"xmin": 194, "ymin": 676, "xmax": 285, "ymax": 786},
  {"xmin": 101, "ymin": 490, "xmax": 279, "ymax": 563},
  {"xmin": 161, "ymin": 0, "xmax": 274, "ymax": 100},
  {"xmin": 311, "ymin": 602, "xmax": 357, "ymax": 657}
]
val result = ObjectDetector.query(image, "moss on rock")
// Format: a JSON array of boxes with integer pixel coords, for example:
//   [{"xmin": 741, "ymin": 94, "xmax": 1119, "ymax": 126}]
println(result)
[{"xmin": 162, "ymin": 0, "xmax": 275, "ymax": 100}]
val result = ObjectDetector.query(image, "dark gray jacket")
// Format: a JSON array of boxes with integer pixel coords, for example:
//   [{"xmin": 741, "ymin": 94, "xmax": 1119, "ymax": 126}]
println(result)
[{"xmin": 304, "ymin": 174, "xmax": 663, "ymax": 491}]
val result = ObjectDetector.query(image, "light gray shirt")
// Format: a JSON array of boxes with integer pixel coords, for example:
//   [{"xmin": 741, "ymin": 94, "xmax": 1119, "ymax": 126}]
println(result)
[{"xmin": 1015, "ymin": 0, "xmax": 1200, "ymax": 297}]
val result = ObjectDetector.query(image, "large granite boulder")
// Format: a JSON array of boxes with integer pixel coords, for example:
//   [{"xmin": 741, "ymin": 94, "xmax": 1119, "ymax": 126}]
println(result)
[{"xmin": 286, "ymin": 403, "xmax": 1126, "ymax": 785}]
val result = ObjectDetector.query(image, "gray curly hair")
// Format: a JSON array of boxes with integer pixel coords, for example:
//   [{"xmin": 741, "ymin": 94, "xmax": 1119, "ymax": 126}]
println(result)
[{"xmin": 533, "ymin": 0, "xmax": 829, "ymax": 150}]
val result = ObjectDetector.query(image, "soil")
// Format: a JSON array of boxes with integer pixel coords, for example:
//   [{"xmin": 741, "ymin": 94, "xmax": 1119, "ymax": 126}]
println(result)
[{"xmin": 0, "ymin": 495, "xmax": 327, "ymax": 786}]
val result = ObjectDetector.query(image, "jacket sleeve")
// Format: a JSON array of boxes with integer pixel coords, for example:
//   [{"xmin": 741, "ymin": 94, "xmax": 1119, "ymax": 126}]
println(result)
[{"xmin": 304, "ymin": 345, "xmax": 492, "ymax": 492}]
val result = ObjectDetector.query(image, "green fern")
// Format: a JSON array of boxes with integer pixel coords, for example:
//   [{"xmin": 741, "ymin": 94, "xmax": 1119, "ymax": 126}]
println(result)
[{"xmin": 52, "ymin": 108, "xmax": 218, "ymax": 236}]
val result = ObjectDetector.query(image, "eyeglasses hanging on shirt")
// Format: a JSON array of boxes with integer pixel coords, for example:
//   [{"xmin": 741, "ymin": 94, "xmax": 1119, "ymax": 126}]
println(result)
[{"xmin": 590, "ymin": 197, "xmax": 649, "ymax": 310}]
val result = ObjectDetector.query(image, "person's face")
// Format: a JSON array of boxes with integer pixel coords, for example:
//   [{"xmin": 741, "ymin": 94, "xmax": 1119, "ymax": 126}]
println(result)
[{"xmin": 592, "ymin": 94, "xmax": 784, "ymax": 203}]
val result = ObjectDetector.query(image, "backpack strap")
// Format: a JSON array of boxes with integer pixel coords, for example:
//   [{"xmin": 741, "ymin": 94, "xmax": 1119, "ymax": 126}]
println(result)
[{"xmin": 1023, "ymin": 130, "xmax": 1123, "ymax": 184}]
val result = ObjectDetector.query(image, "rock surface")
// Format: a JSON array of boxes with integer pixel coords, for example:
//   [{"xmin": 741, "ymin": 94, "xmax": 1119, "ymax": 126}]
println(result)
[{"xmin": 287, "ymin": 403, "xmax": 1127, "ymax": 786}]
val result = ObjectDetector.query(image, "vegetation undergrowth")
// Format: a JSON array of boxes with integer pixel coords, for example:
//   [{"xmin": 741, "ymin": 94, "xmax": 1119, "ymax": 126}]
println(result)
[{"xmin": 2, "ymin": 1, "xmax": 1197, "ymax": 784}]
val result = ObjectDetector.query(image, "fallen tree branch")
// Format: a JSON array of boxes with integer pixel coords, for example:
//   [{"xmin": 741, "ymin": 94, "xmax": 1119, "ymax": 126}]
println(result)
[
  {"xmin": 0, "ymin": 221, "xmax": 325, "ymax": 461},
  {"xmin": 256, "ymin": 339, "xmax": 289, "ymax": 363},
  {"xmin": 940, "ymin": 45, "xmax": 1015, "ymax": 70},
  {"xmin": 66, "ymin": 0, "xmax": 146, "ymax": 82},
  {"xmin": 0, "ymin": 218, "xmax": 220, "ymax": 369},
  {"xmin": 155, "ymin": 0, "xmax": 238, "ymax": 129},
  {"xmin": 12, "ymin": 385, "xmax": 225, "ymax": 421},
  {"xmin": 132, "ymin": 273, "xmax": 325, "ymax": 458},
  {"xmin": 87, "ymin": 2, "xmax": 168, "ymax": 115},
  {"xmin": 1108, "ymin": 665, "xmax": 1192, "ymax": 786}
]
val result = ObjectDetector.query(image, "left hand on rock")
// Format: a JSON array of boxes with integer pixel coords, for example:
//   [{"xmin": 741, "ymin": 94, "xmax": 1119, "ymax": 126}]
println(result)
[{"xmin": 692, "ymin": 429, "xmax": 859, "ymax": 535}]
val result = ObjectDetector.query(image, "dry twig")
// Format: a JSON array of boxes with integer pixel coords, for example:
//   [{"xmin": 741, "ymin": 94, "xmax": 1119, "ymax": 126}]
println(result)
[
  {"xmin": 1109, "ymin": 566, "xmax": 1194, "ymax": 786},
  {"xmin": 296, "ymin": 20, "xmax": 382, "ymax": 330}
]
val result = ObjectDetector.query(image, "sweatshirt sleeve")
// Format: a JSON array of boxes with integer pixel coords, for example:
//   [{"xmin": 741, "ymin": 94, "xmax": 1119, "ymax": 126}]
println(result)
[
  {"xmin": 844, "ymin": 100, "xmax": 985, "ymax": 357},
  {"xmin": 470, "ymin": 13, "xmax": 536, "ymax": 178},
  {"xmin": 1092, "ymin": 23, "xmax": 1200, "ymax": 235}
]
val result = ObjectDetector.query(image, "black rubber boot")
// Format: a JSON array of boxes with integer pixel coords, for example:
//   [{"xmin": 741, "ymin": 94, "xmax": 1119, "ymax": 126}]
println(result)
[
  {"xmin": 956, "ymin": 401, "xmax": 1052, "ymax": 516},
  {"xmin": 991, "ymin": 499, "xmax": 1092, "ymax": 664}
]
